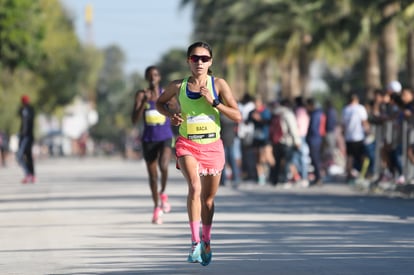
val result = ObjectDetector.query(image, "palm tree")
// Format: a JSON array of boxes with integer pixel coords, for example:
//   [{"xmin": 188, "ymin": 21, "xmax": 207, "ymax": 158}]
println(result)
[
  {"xmin": 180, "ymin": 0, "xmax": 249, "ymax": 99},
  {"xmin": 380, "ymin": 1, "xmax": 400, "ymax": 85},
  {"xmin": 181, "ymin": 0, "xmax": 356, "ymax": 99},
  {"xmin": 400, "ymin": 1, "xmax": 414, "ymax": 87},
  {"xmin": 179, "ymin": 0, "xmax": 414, "ymax": 101}
]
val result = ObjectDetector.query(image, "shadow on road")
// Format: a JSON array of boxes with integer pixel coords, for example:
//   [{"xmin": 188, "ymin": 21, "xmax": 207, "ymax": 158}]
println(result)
[{"xmin": 48, "ymin": 183, "xmax": 414, "ymax": 275}]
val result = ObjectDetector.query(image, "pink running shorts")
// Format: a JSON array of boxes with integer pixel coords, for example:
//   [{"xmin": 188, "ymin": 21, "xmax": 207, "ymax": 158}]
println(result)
[{"xmin": 175, "ymin": 136, "xmax": 225, "ymax": 176}]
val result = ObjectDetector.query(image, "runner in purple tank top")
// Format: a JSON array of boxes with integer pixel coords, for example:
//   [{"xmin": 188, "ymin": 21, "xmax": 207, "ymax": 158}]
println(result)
[{"xmin": 131, "ymin": 66, "xmax": 174, "ymax": 224}]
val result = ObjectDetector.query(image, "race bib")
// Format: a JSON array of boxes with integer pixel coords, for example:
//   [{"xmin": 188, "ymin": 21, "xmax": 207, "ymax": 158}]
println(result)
[
  {"xmin": 187, "ymin": 115, "xmax": 217, "ymax": 139},
  {"xmin": 145, "ymin": 109, "xmax": 166, "ymax": 125}
]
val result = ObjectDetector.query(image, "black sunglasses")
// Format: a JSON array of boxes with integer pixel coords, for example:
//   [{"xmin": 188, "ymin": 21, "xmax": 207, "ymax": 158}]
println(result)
[{"xmin": 189, "ymin": 55, "xmax": 211, "ymax": 63}]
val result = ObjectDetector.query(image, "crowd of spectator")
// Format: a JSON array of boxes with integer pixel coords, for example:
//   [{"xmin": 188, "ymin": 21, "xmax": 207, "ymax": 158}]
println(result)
[
  {"xmin": 3, "ymin": 81, "xmax": 414, "ymax": 193},
  {"xmin": 221, "ymin": 81, "xmax": 414, "ymax": 190}
]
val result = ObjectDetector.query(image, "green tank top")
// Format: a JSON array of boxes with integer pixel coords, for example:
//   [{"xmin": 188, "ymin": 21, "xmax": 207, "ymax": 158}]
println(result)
[{"xmin": 178, "ymin": 76, "xmax": 221, "ymax": 144}]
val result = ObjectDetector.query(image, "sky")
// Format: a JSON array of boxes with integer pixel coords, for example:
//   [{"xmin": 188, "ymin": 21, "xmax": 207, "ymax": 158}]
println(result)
[{"xmin": 60, "ymin": 0, "xmax": 193, "ymax": 75}]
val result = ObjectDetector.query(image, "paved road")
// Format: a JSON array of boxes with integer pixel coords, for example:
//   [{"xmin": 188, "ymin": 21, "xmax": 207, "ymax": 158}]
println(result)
[{"xmin": 1, "ymin": 157, "xmax": 414, "ymax": 275}]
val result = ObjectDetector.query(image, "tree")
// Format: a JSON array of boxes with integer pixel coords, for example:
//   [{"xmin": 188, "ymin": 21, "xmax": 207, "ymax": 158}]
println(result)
[
  {"xmin": 157, "ymin": 48, "xmax": 189, "ymax": 85},
  {"xmin": 400, "ymin": 1, "xmax": 414, "ymax": 87},
  {"xmin": 0, "ymin": 0, "xmax": 44, "ymax": 70},
  {"xmin": 0, "ymin": 0, "xmax": 90, "ymax": 135},
  {"xmin": 180, "ymin": 0, "xmax": 414, "ymax": 102},
  {"xmin": 90, "ymin": 45, "xmax": 129, "ymax": 151},
  {"xmin": 35, "ymin": 0, "xmax": 87, "ymax": 112}
]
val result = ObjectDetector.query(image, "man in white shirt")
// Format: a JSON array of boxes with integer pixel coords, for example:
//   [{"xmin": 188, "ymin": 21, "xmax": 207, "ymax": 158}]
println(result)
[{"xmin": 342, "ymin": 94, "xmax": 369, "ymax": 182}]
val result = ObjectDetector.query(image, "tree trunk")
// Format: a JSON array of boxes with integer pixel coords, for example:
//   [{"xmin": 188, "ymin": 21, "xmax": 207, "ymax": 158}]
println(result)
[
  {"xmin": 235, "ymin": 59, "xmax": 247, "ymax": 99},
  {"xmin": 299, "ymin": 39, "xmax": 310, "ymax": 98},
  {"xmin": 280, "ymin": 62, "xmax": 291, "ymax": 99},
  {"xmin": 407, "ymin": 30, "xmax": 414, "ymax": 89},
  {"xmin": 256, "ymin": 60, "xmax": 276, "ymax": 103},
  {"xmin": 247, "ymin": 62, "xmax": 258, "ymax": 99},
  {"xmin": 280, "ymin": 58, "xmax": 301, "ymax": 100},
  {"xmin": 381, "ymin": 1, "xmax": 400, "ymax": 85},
  {"xmin": 289, "ymin": 57, "xmax": 301, "ymax": 99},
  {"xmin": 365, "ymin": 41, "xmax": 381, "ymax": 99}
]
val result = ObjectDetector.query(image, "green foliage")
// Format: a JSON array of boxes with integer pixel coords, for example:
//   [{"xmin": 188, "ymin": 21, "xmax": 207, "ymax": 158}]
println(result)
[
  {"xmin": 0, "ymin": 0, "xmax": 45, "ymax": 134},
  {"xmin": 157, "ymin": 49, "xmax": 189, "ymax": 84},
  {"xmin": 35, "ymin": 0, "xmax": 87, "ymax": 112},
  {"xmin": 90, "ymin": 45, "xmax": 129, "ymax": 149},
  {"xmin": 0, "ymin": 0, "xmax": 44, "ymax": 70},
  {"xmin": 2, "ymin": 0, "xmax": 414, "ymax": 147},
  {"xmin": 0, "ymin": 69, "xmax": 43, "ymax": 135},
  {"xmin": 180, "ymin": 0, "xmax": 414, "ymax": 108},
  {"xmin": 0, "ymin": 0, "xmax": 103, "ymax": 135}
]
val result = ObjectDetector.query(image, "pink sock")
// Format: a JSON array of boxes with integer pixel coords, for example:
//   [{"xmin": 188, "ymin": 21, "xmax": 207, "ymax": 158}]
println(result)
[
  {"xmin": 189, "ymin": 221, "xmax": 201, "ymax": 243},
  {"xmin": 202, "ymin": 224, "xmax": 212, "ymax": 242}
]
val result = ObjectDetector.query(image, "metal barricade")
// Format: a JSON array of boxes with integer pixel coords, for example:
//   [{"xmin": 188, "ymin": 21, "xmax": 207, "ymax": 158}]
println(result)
[
  {"xmin": 373, "ymin": 124, "xmax": 383, "ymax": 177},
  {"xmin": 373, "ymin": 118, "xmax": 414, "ymax": 182},
  {"xmin": 403, "ymin": 119, "xmax": 414, "ymax": 181}
]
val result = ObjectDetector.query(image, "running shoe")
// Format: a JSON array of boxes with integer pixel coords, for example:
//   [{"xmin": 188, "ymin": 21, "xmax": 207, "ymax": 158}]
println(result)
[
  {"xmin": 21, "ymin": 176, "xmax": 30, "ymax": 184},
  {"xmin": 299, "ymin": 180, "xmax": 310, "ymax": 188},
  {"xmin": 200, "ymin": 241, "xmax": 212, "ymax": 266},
  {"xmin": 187, "ymin": 242, "xmax": 202, "ymax": 263},
  {"xmin": 395, "ymin": 175, "xmax": 405, "ymax": 185},
  {"xmin": 160, "ymin": 193, "xmax": 171, "ymax": 213},
  {"xmin": 152, "ymin": 207, "xmax": 163, "ymax": 224},
  {"xmin": 257, "ymin": 175, "xmax": 266, "ymax": 186},
  {"xmin": 21, "ymin": 175, "xmax": 35, "ymax": 184}
]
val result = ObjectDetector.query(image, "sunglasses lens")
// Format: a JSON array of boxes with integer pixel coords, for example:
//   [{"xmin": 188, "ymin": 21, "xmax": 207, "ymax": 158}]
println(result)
[
  {"xmin": 201, "ymin": 56, "xmax": 211, "ymax": 62},
  {"xmin": 190, "ymin": 55, "xmax": 211, "ymax": 63},
  {"xmin": 189, "ymin": 56, "xmax": 199, "ymax": 62}
]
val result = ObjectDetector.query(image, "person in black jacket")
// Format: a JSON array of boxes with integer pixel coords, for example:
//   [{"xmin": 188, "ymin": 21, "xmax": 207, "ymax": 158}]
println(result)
[{"xmin": 17, "ymin": 95, "xmax": 36, "ymax": 183}]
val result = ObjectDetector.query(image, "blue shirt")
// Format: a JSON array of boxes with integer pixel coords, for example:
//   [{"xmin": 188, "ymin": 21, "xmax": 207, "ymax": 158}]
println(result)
[
  {"xmin": 325, "ymin": 107, "xmax": 337, "ymax": 133},
  {"xmin": 306, "ymin": 108, "xmax": 324, "ymax": 142}
]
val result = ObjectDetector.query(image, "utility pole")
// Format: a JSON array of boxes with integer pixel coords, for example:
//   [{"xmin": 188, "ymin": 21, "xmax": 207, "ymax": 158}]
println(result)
[
  {"xmin": 84, "ymin": 4, "xmax": 97, "ymax": 112},
  {"xmin": 85, "ymin": 4, "xmax": 94, "ymax": 45}
]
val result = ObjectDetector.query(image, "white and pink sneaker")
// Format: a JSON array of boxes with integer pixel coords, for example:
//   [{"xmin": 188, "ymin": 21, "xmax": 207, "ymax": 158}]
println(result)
[
  {"xmin": 160, "ymin": 193, "xmax": 171, "ymax": 213},
  {"xmin": 152, "ymin": 207, "xmax": 163, "ymax": 224}
]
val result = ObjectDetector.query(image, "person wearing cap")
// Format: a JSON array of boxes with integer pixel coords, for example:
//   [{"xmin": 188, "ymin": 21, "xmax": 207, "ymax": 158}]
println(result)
[
  {"xmin": 17, "ymin": 95, "xmax": 36, "ymax": 183},
  {"xmin": 375, "ymin": 81, "xmax": 403, "ymax": 184},
  {"xmin": 387, "ymin": 80, "xmax": 402, "ymax": 94}
]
